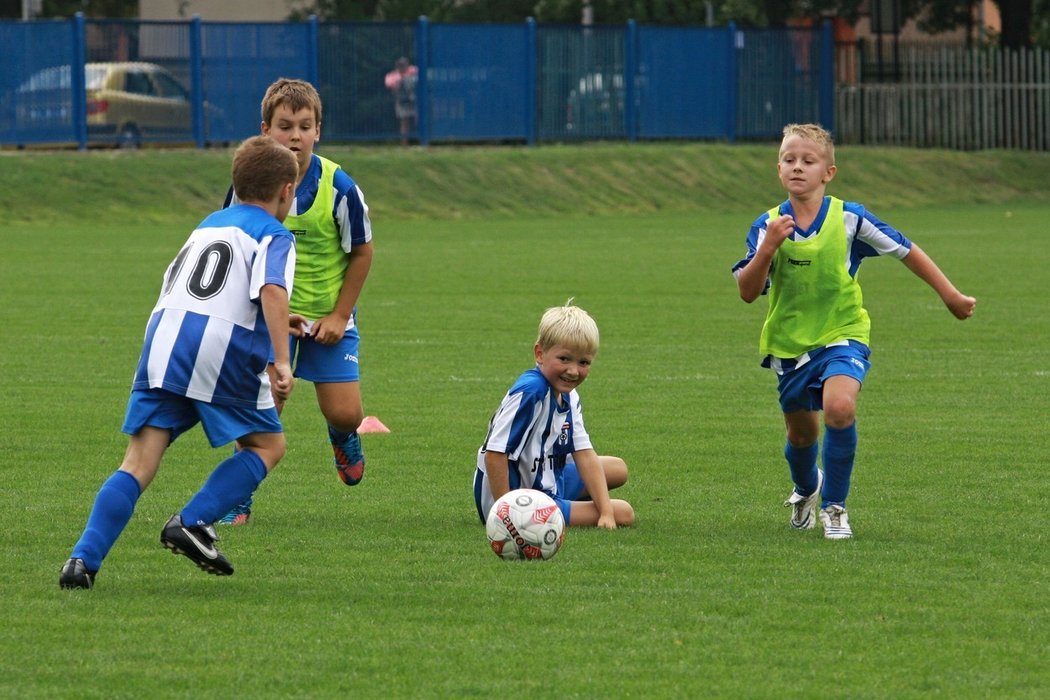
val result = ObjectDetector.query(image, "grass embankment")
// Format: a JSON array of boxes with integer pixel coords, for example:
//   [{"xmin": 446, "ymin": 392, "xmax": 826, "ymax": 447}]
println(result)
[{"xmin": 3, "ymin": 142, "xmax": 1050, "ymax": 225}]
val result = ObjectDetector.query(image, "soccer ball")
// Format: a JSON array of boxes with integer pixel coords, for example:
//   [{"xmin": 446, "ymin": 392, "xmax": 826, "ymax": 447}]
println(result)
[{"xmin": 486, "ymin": 489, "xmax": 565, "ymax": 560}]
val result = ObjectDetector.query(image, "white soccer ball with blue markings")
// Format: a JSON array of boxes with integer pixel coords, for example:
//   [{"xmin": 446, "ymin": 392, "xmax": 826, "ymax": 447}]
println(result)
[{"xmin": 486, "ymin": 489, "xmax": 565, "ymax": 560}]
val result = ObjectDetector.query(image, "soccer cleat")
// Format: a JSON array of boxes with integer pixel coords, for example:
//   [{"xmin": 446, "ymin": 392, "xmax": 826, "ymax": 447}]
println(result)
[
  {"xmin": 59, "ymin": 557, "xmax": 96, "ymax": 590},
  {"xmin": 217, "ymin": 496, "xmax": 252, "ymax": 526},
  {"xmin": 329, "ymin": 426, "xmax": 365, "ymax": 486},
  {"xmin": 160, "ymin": 514, "xmax": 234, "ymax": 575},
  {"xmin": 820, "ymin": 505, "xmax": 853, "ymax": 540},
  {"xmin": 784, "ymin": 468, "xmax": 824, "ymax": 529}
]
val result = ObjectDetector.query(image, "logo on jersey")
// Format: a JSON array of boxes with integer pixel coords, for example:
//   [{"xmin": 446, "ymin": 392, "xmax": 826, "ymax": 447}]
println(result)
[
  {"xmin": 787, "ymin": 258, "xmax": 811, "ymax": 266},
  {"xmin": 558, "ymin": 421, "xmax": 570, "ymax": 445},
  {"xmin": 289, "ymin": 229, "xmax": 307, "ymax": 238},
  {"xmin": 344, "ymin": 353, "xmax": 359, "ymax": 363}
]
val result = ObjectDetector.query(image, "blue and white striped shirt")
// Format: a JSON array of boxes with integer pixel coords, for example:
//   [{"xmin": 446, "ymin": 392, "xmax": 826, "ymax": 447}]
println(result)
[
  {"xmin": 130, "ymin": 204, "xmax": 295, "ymax": 409},
  {"xmin": 478, "ymin": 367, "xmax": 593, "ymax": 497}
]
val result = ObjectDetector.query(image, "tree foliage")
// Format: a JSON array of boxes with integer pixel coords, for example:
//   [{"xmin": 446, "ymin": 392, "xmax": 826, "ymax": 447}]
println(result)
[
  {"xmin": 906, "ymin": 0, "xmax": 1035, "ymax": 48},
  {"xmin": 37, "ymin": 0, "xmax": 137, "ymax": 18},
  {"xmin": 18, "ymin": 0, "xmax": 1041, "ymax": 49}
]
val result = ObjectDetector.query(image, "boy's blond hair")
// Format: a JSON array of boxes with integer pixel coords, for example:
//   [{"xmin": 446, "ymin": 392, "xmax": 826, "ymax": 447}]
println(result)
[
  {"xmin": 782, "ymin": 123, "xmax": 835, "ymax": 164},
  {"xmin": 261, "ymin": 78, "xmax": 323, "ymax": 125},
  {"xmin": 231, "ymin": 135, "xmax": 298, "ymax": 203},
  {"xmin": 537, "ymin": 299, "xmax": 600, "ymax": 355}
]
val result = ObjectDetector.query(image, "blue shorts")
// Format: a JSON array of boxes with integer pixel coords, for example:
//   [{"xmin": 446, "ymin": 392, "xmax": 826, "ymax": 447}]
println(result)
[
  {"xmin": 556, "ymin": 459, "xmax": 586, "ymax": 502},
  {"xmin": 473, "ymin": 460, "xmax": 583, "ymax": 525},
  {"xmin": 286, "ymin": 325, "xmax": 361, "ymax": 383},
  {"xmin": 122, "ymin": 389, "xmax": 282, "ymax": 448},
  {"xmin": 776, "ymin": 342, "xmax": 871, "ymax": 413}
]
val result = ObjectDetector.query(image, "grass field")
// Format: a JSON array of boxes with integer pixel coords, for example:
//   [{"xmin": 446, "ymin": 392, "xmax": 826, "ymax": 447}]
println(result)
[{"xmin": 1, "ymin": 144, "xmax": 1048, "ymax": 698}]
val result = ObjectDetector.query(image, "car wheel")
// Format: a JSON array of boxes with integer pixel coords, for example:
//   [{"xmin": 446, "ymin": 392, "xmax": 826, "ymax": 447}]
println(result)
[{"xmin": 118, "ymin": 124, "xmax": 141, "ymax": 149}]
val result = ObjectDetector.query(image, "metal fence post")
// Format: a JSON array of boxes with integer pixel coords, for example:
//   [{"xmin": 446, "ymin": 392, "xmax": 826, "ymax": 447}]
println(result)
[
  {"xmin": 307, "ymin": 15, "xmax": 319, "ymax": 87},
  {"xmin": 415, "ymin": 15, "xmax": 429, "ymax": 146},
  {"xmin": 525, "ymin": 17, "xmax": 537, "ymax": 146},
  {"xmin": 625, "ymin": 19, "xmax": 637, "ymax": 142},
  {"xmin": 72, "ymin": 13, "xmax": 87, "ymax": 150},
  {"xmin": 726, "ymin": 21, "xmax": 738, "ymax": 143},
  {"xmin": 821, "ymin": 20, "xmax": 835, "ymax": 132},
  {"xmin": 190, "ymin": 14, "xmax": 204, "ymax": 148}
]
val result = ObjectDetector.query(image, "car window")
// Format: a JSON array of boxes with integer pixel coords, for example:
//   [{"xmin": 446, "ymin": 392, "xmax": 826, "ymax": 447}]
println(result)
[
  {"xmin": 124, "ymin": 70, "xmax": 154, "ymax": 96},
  {"xmin": 151, "ymin": 71, "xmax": 188, "ymax": 100},
  {"xmin": 18, "ymin": 66, "xmax": 68, "ymax": 92},
  {"xmin": 85, "ymin": 66, "xmax": 107, "ymax": 90}
]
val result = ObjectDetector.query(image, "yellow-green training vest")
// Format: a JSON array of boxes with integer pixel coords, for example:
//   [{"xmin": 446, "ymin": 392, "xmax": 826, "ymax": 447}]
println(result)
[
  {"xmin": 759, "ymin": 197, "xmax": 870, "ymax": 359},
  {"xmin": 283, "ymin": 155, "xmax": 344, "ymax": 320}
]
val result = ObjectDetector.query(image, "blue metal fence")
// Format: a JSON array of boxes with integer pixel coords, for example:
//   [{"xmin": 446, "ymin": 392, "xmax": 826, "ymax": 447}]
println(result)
[
  {"xmin": 637, "ymin": 24, "xmax": 736, "ymax": 140},
  {"xmin": 0, "ymin": 14, "xmax": 833, "ymax": 149}
]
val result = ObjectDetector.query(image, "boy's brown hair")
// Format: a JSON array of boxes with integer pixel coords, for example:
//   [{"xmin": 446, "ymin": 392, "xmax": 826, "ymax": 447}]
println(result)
[
  {"xmin": 231, "ymin": 135, "xmax": 298, "ymax": 203},
  {"xmin": 782, "ymin": 123, "xmax": 835, "ymax": 164},
  {"xmin": 261, "ymin": 78, "xmax": 323, "ymax": 126}
]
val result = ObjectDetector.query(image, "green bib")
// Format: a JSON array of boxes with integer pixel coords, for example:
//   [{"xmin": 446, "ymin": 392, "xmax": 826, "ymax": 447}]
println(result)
[
  {"xmin": 759, "ymin": 197, "xmax": 870, "ymax": 358},
  {"xmin": 283, "ymin": 156, "xmax": 343, "ymax": 319}
]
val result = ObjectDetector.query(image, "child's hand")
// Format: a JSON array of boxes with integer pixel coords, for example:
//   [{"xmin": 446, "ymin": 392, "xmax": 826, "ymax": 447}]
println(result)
[
  {"xmin": 596, "ymin": 513, "xmax": 617, "ymax": 529},
  {"xmin": 289, "ymin": 314, "xmax": 310, "ymax": 338},
  {"xmin": 763, "ymin": 214, "xmax": 796, "ymax": 248},
  {"xmin": 272, "ymin": 360, "xmax": 294, "ymax": 401},
  {"xmin": 310, "ymin": 313, "xmax": 350, "ymax": 345},
  {"xmin": 945, "ymin": 291, "xmax": 976, "ymax": 320}
]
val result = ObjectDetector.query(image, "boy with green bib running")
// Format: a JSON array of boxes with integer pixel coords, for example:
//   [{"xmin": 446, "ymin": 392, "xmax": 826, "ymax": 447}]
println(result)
[
  {"xmin": 732, "ymin": 123, "xmax": 976, "ymax": 539},
  {"xmin": 220, "ymin": 79, "xmax": 374, "ymax": 524}
]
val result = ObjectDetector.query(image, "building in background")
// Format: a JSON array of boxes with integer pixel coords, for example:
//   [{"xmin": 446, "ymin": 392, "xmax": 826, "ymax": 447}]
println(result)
[{"xmin": 138, "ymin": 0, "xmax": 300, "ymax": 22}]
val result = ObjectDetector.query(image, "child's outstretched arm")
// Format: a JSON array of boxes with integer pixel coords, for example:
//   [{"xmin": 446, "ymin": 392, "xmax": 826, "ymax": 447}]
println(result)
[
  {"xmin": 260, "ymin": 283, "xmax": 295, "ymax": 402},
  {"xmin": 901, "ymin": 244, "xmax": 976, "ymax": 320},
  {"xmin": 573, "ymin": 449, "xmax": 617, "ymax": 529}
]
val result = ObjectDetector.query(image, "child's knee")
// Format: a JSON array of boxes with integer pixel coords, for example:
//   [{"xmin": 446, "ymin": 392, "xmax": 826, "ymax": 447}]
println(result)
[
  {"xmin": 325, "ymin": 408, "xmax": 365, "ymax": 434},
  {"xmin": 604, "ymin": 455, "xmax": 629, "ymax": 487},
  {"xmin": 823, "ymin": 397, "xmax": 856, "ymax": 428}
]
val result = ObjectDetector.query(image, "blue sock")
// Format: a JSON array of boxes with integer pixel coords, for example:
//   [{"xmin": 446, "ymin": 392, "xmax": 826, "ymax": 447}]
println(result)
[
  {"xmin": 181, "ymin": 450, "xmax": 268, "ymax": 527},
  {"xmin": 71, "ymin": 470, "xmax": 142, "ymax": 572},
  {"xmin": 328, "ymin": 424, "xmax": 364, "ymax": 462},
  {"xmin": 784, "ymin": 440, "xmax": 819, "ymax": 496},
  {"xmin": 822, "ymin": 423, "xmax": 858, "ymax": 507}
]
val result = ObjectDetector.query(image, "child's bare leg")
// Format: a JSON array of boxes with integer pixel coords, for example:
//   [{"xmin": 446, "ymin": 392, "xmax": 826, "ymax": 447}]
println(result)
[
  {"xmin": 316, "ymin": 381, "xmax": 366, "ymax": 485},
  {"xmin": 577, "ymin": 455, "xmax": 629, "ymax": 498},
  {"xmin": 569, "ymin": 499, "xmax": 635, "ymax": 527}
]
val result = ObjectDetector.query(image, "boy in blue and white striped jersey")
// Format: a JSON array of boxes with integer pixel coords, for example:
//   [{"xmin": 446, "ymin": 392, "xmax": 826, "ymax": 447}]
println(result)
[
  {"xmin": 733, "ymin": 123, "xmax": 976, "ymax": 540},
  {"xmin": 473, "ymin": 301, "xmax": 635, "ymax": 530},
  {"xmin": 59, "ymin": 136, "xmax": 303, "ymax": 589}
]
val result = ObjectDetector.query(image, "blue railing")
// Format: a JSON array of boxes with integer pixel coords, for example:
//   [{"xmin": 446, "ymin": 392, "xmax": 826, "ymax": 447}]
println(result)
[{"xmin": 0, "ymin": 14, "xmax": 833, "ymax": 148}]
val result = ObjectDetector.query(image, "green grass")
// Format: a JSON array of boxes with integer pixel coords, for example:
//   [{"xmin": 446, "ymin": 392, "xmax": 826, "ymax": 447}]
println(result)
[
  {"xmin": 3, "ymin": 142, "xmax": 1050, "ymax": 225},
  {"xmin": 1, "ymin": 144, "xmax": 1048, "ymax": 698}
]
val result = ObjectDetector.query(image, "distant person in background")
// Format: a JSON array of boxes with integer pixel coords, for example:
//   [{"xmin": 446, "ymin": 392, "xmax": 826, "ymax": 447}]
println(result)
[
  {"xmin": 384, "ymin": 57, "xmax": 418, "ymax": 145},
  {"xmin": 732, "ymin": 122, "xmax": 976, "ymax": 541}
]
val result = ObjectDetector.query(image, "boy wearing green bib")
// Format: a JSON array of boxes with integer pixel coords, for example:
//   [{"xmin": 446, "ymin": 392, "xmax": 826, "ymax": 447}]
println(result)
[
  {"xmin": 733, "ymin": 124, "xmax": 975, "ymax": 539},
  {"xmin": 220, "ymin": 79, "xmax": 375, "ymax": 524}
]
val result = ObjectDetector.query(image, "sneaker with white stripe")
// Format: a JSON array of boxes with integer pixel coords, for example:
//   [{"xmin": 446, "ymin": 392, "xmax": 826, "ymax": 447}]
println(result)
[
  {"xmin": 161, "ymin": 514, "xmax": 234, "ymax": 575},
  {"xmin": 819, "ymin": 505, "xmax": 853, "ymax": 540},
  {"xmin": 783, "ymin": 469, "xmax": 824, "ymax": 529}
]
